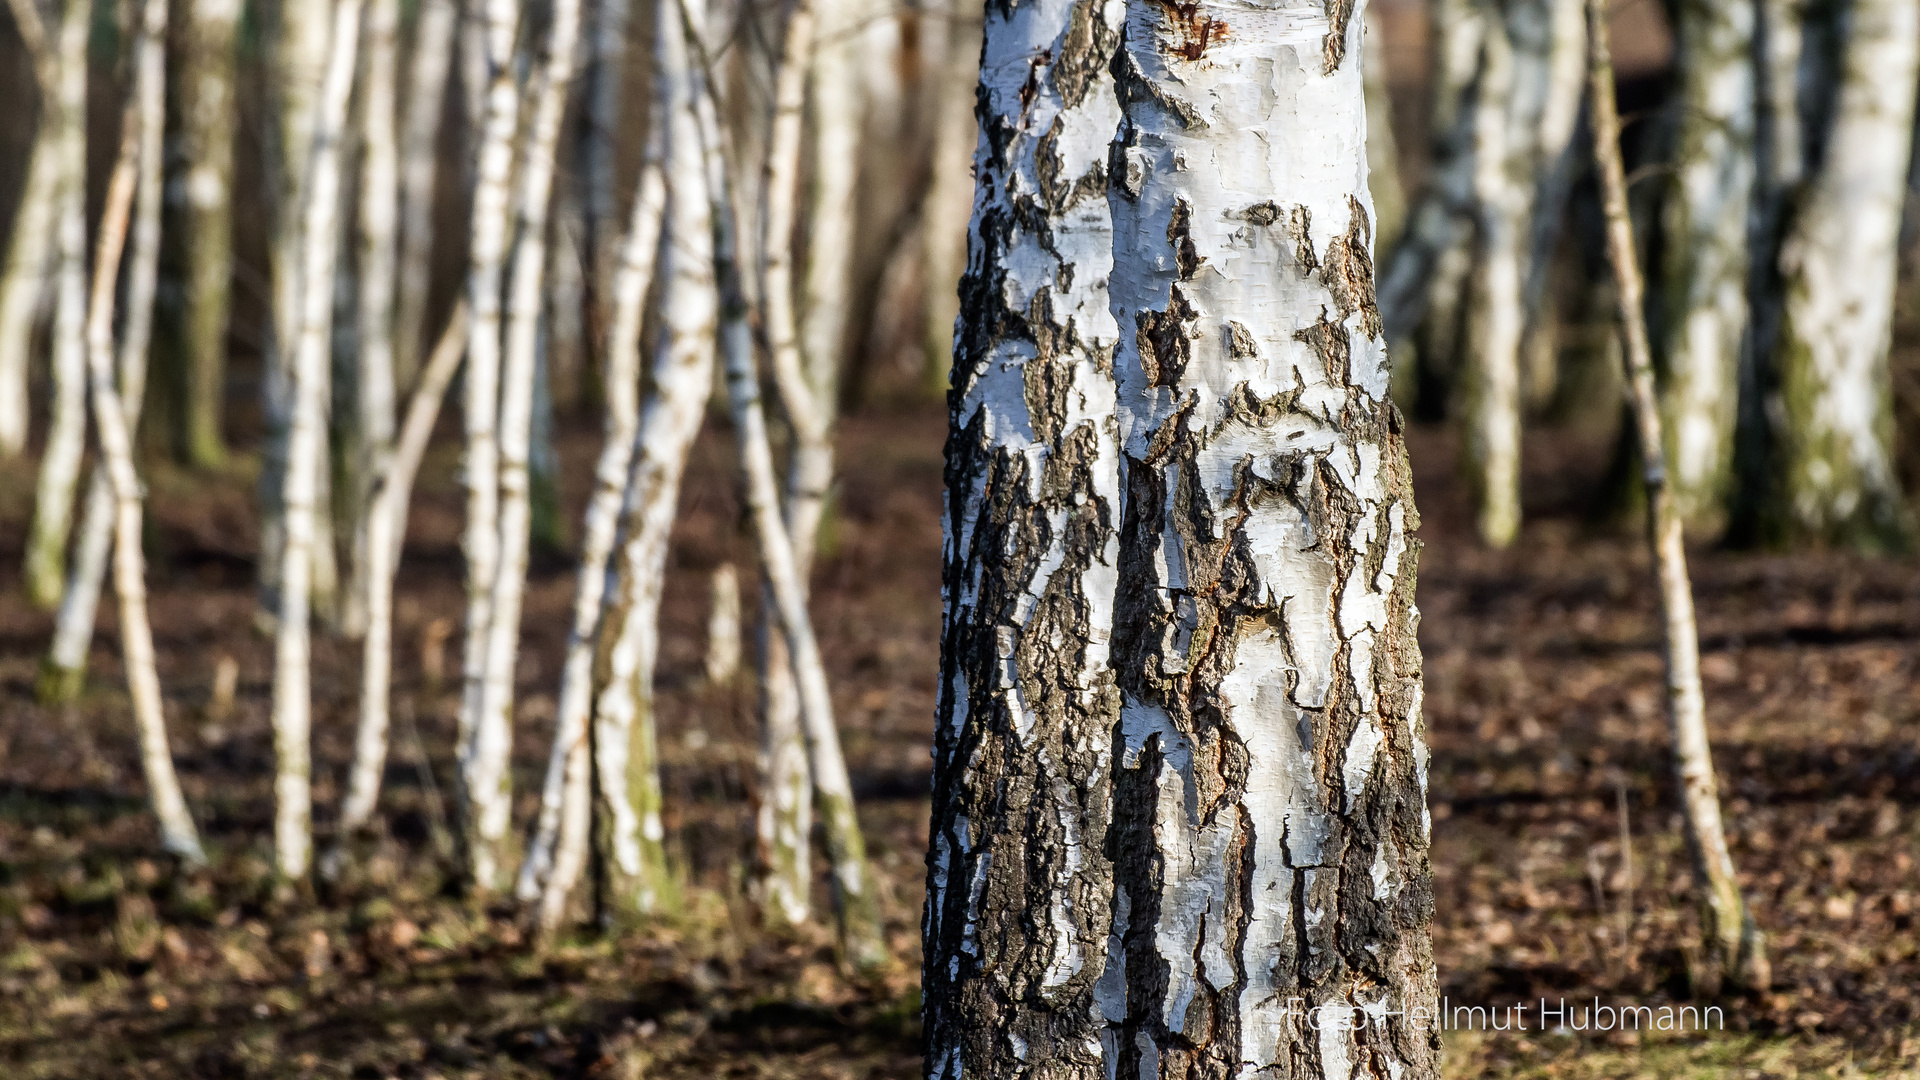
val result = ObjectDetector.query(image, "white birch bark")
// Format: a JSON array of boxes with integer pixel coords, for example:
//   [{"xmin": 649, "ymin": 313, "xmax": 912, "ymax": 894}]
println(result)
[
  {"xmin": 271, "ymin": 0, "xmax": 366, "ymax": 880},
  {"xmin": 1096, "ymin": 4, "xmax": 1437, "ymax": 1074},
  {"xmin": 344, "ymin": 0, "xmax": 404, "ymax": 642},
  {"xmin": 518, "ymin": 131, "xmax": 668, "ymax": 922},
  {"xmin": 469, "ymin": 0, "xmax": 584, "ymax": 893},
  {"xmin": 753, "ymin": 0, "xmax": 819, "ymax": 931},
  {"xmin": 391, "ymin": 0, "xmax": 455, "ymax": 387},
  {"xmin": 180, "ymin": 0, "xmax": 243, "ymax": 468},
  {"xmin": 922, "ymin": 0, "xmax": 1128, "ymax": 1061},
  {"xmin": 86, "ymin": 120, "xmax": 207, "ymax": 867},
  {"xmin": 333, "ymin": 303, "xmax": 471, "ymax": 848},
  {"xmin": 583, "ymin": 0, "xmax": 630, "ymax": 320},
  {"xmin": 1461, "ymin": 24, "xmax": 1524, "ymax": 548},
  {"xmin": 799, "ymin": 0, "xmax": 861, "ymax": 411},
  {"xmin": 1586, "ymin": 0, "xmax": 1769, "ymax": 990},
  {"xmin": 1655, "ymin": 0, "xmax": 1754, "ymax": 533},
  {"xmin": 41, "ymin": 0, "xmax": 169, "ymax": 703},
  {"xmin": 0, "ymin": 107, "xmax": 61, "ymax": 460},
  {"xmin": 589, "ymin": 0, "xmax": 714, "ymax": 915},
  {"xmin": 682, "ymin": 29, "xmax": 885, "ymax": 962},
  {"xmin": 704, "ymin": 563, "xmax": 741, "ymax": 684},
  {"xmin": 24, "ymin": 1, "xmax": 90, "ymax": 611},
  {"xmin": 454, "ymin": 0, "xmax": 524, "ymax": 892},
  {"xmin": 1767, "ymin": 0, "xmax": 1918, "ymax": 548}
]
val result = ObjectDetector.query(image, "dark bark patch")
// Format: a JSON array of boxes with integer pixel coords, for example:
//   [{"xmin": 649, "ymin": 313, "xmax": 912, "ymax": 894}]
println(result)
[
  {"xmin": 1168, "ymin": 198, "xmax": 1204, "ymax": 280},
  {"xmin": 1320, "ymin": 196, "xmax": 1382, "ymax": 338},
  {"xmin": 1057, "ymin": 0, "xmax": 1122, "ymax": 108},
  {"xmin": 1153, "ymin": 0, "xmax": 1229, "ymax": 61},
  {"xmin": 1287, "ymin": 205, "xmax": 1320, "ymax": 276},
  {"xmin": 1228, "ymin": 321, "xmax": 1259, "ymax": 359},
  {"xmin": 1295, "ymin": 310, "xmax": 1351, "ymax": 387},
  {"xmin": 1322, "ymin": 0, "xmax": 1355, "ymax": 73},
  {"xmin": 1138, "ymin": 286, "xmax": 1199, "ymax": 388},
  {"xmin": 1243, "ymin": 200, "xmax": 1282, "ymax": 226}
]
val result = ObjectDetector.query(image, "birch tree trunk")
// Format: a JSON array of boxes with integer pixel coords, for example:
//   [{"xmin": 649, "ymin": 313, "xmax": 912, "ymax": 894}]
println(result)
[
  {"xmin": 0, "ymin": 103, "xmax": 61, "ymax": 460},
  {"xmin": 40, "ymin": 0, "xmax": 169, "ymax": 704},
  {"xmin": 179, "ymin": 0, "xmax": 243, "ymax": 468},
  {"xmin": 87, "ymin": 116, "xmax": 207, "ymax": 867},
  {"xmin": 332, "ymin": 303, "xmax": 470, "ymax": 849},
  {"xmin": 343, "ymin": 0, "xmax": 403, "ymax": 642},
  {"xmin": 753, "ymin": 0, "xmax": 819, "ymax": 931},
  {"xmin": 1655, "ymin": 0, "xmax": 1754, "ymax": 534},
  {"xmin": 683, "ymin": 25, "xmax": 886, "ymax": 964},
  {"xmin": 1587, "ymin": 0, "xmax": 1769, "ymax": 990},
  {"xmin": 916, "ymin": 0, "xmax": 982, "ymax": 395},
  {"xmin": 1363, "ymin": 6, "xmax": 1405, "ymax": 257},
  {"xmin": 926, "ymin": 0, "xmax": 1441, "ymax": 1071},
  {"xmin": 392, "ymin": 0, "xmax": 456, "ymax": 388},
  {"xmin": 24, "ymin": 0, "xmax": 90, "ymax": 611},
  {"xmin": 1764, "ymin": 0, "xmax": 1918, "ymax": 549},
  {"xmin": 469, "ymin": 0, "xmax": 584, "ymax": 894},
  {"xmin": 588, "ymin": 0, "xmax": 714, "ymax": 916},
  {"xmin": 271, "ymin": 0, "xmax": 366, "ymax": 880},
  {"xmin": 519, "ymin": 136, "xmax": 667, "ymax": 923},
  {"xmin": 1461, "ymin": 21, "xmax": 1524, "ymax": 548},
  {"xmin": 454, "ymin": 0, "xmax": 524, "ymax": 892},
  {"xmin": 582, "ymin": 0, "xmax": 630, "ymax": 342}
]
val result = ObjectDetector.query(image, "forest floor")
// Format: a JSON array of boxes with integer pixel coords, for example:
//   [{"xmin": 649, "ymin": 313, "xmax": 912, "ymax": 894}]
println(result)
[{"xmin": 0, "ymin": 402, "xmax": 1916, "ymax": 1080}]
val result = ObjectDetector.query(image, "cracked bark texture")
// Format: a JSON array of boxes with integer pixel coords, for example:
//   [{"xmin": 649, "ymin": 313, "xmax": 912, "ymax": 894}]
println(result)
[
  {"xmin": 924, "ymin": 0, "xmax": 1126, "ymax": 1071},
  {"xmin": 929, "ymin": 0, "xmax": 1437, "ymax": 1075}
]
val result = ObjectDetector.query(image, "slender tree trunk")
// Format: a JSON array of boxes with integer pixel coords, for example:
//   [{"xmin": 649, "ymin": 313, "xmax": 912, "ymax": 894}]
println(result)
[
  {"xmin": 800, "ymin": 0, "xmax": 860, "ymax": 409},
  {"xmin": 40, "ymin": 0, "xmax": 170, "ymax": 703},
  {"xmin": 0, "ymin": 104, "xmax": 62, "ymax": 460},
  {"xmin": 1762, "ymin": 0, "xmax": 1918, "ymax": 549},
  {"xmin": 1587, "ymin": 0, "xmax": 1769, "ymax": 990},
  {"xmin": 331, "ymin": 302, "xmax": 470, "ymax": 852},
  {"xmin": 1462, "ymin": 21, "xmax": 1524, "ymax": 548},
  {"xmin": 1364, "ymin": 6, "xmax": 1406, "ymax": 257},
  {"xmin": 454, "ymin": 0, "xmax": 524, "ymax": 892},
  {"xmin": 469, "ymin": 0, "xmax": 584, "ymax": 894},
  {"xmin": 588, "ymin": 0, "xmax": 714, "ymax": 916},
  {"xmin": 271, "ymin": 0, "xmax": 366, "ymax": 881},
  {"xmin": 343, "ymin": 0, "xmax": 403, "ymax": 642},
  {"xmin": 927, "ymin": 0, "xmax": 1441, "ymax": 1072},
  {"xmin": 923, "ymin": 0, "xmax": 1127, "ymax": 1061},
  {"xmin": 683, "ymin": 21, "xmax": 885, "ymax": 964},
  {"xmin": 753, "ymin": 0, "xmax": 819, "ymax": 931},
  {"xmin": 179, "ymin": 0, "xmax": 242, "ymax": 468},
  {"xmin": 25, "ymin": 1, "xmax": 90, "ymax": 611},
  {"xmin": 392, "ymin": 0, "xmax": 456, "ymax": 388},
  {"xmin": 1655, "ymin": 0, "xmax": 1755, "ymax": 535},
  {"xmin": 916, "ymin": 0, "xmax": 981, "ymax": 396},
  {"xmin": 519, "ymin": 133, "xmax": 667, "ymax": 925},
  {"xmin": 582, "ymin": 0, "xmax": 630, "ymax": 354},
  {"xmin": 704, "ymin": 563, "xmax": 741, "ymax": 683},
  {"xmin": 88, "ymin": 110, "xmax": 207, "ymax": 867}
]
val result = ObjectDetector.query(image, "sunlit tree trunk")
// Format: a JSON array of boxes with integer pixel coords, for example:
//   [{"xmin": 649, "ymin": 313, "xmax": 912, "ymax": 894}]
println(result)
[
  {"xmin": 1587, "ymin": 0, "xmax": 1769, "ymax": 991},
  {"xmin": 1654, "ymin": 0, "xmax": 1754, "ymax": 535},
  {"xmin": 704, "ymin": 563, "xmax": 741, "ymax": 683},
  {"xmin": 40, "ymin": 0, "xmax": 169, "ymax": 703},
  {"xmin": 24, "ymin": 1, "xmax": 90, "ymax": 611},
  {"xmin": 392, "ymin": 0, "xmax": 456, "ymax": 388},
  {"xmin": 917, "ymin": 0, "xmax": 982, "ymax": 396},
  {"xmin": 922, "ymin": 0, "xmax": 1128, "ymax": 1061},
  {"xmin": 1763, "ymin": 0, "xmax": 1918, "ymax": 549},
  {"xmin": 179, "ymin": 0, "xmax": 242, "ymax": 468},
  {"xmin": 590, "ymin": 0, "xmax": 714, "ymax": 915},
  {"xmin": 271, "ymin": 0, "xmax": 365, "ymax": 880},
  {"xmin": 520, "ymin": 135, "xmax": 667, "ymax": 925},
  {"xmin": 0, "ymin": 93, "xmax": 61, "ymax": 461},
  {"xmin": 1461, "ymin": 22, "xmax": 1524, "ymax": 548},
  {"xmin": 1364, "ymin": 6, "xmax": 1405, "ymax": 256},
  {"xmin": 343, "ymin": 0, "xmax": 403, "ymax": 641},
  {"xmin": 88, "ymin": 110, "xmax": 207, "ymax": 866},
  {"xmin": 468, "ymin": 0, "xmax": 584, "ymax": 893}
]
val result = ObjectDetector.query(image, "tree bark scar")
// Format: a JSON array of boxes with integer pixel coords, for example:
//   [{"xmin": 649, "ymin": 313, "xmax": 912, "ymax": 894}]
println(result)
[
  {"xmin": 1153, "ymin": 0, "xmax": 1229, "ymax": 61},
  {"xmin": 1321, "ymin": 196, "xmax": 1382, "ymax": 337},
  {"xmin": 1288, "ymin": 205, "xmax": 1321, "ymax": 276},
  {"xmin": 1137, "ymin": 285, "xmax": 1199, "ymax": 387}
]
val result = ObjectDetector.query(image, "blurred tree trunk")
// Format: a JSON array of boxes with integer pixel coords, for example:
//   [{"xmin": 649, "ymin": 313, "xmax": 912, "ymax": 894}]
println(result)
[
  {"xmin": 272, "ymin": 0, "xmax": 366, "ymax": 881},
  {"xmin": 1757, "ymin": 0, "xmax": 1918, "ymax": 549},
  {"xmin": 25, "ymin": 0, "xmax": 89, "ymax": 611},
  {"xmin": 40, "ymin": 0, "xmax": 169, "ymax": 703},
  {"xmin": 0, "ymin": 57, "xmax": 61, "ymax": 461},
  {"xmin": 392, "ymin": 0, "xmax": 456, "ymax": 389},
  {"xmin": 177, "ymin": 0, "xmax": 242, "ymax": 469},
  {"xmin": 579, "ymin": 0, "xmax": 630, "ymax": 386},
  {"xmin": 589, "ymin": 0, "xmax": 715, "ymax": 916},
  {"xmin": 915, "ymin": 0, "xmax": 980, "ymax": 398},
  {"xmin": 1654, "ymin": 0, "xmax": 1754, "ymax": 536},
  {"xmin": 1364, "ymin": 6, "xmax": 1406, "ymax": 257},
  {"xmin": 1462, "ymin": 21, "xmax": 1524, "ymax": 548}
]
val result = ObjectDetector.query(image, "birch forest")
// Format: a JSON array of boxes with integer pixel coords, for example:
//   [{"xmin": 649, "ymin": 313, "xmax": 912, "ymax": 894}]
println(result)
[{"xmin": 0, "ymin": 0, "xmax": 1917, "ymax": 1074}]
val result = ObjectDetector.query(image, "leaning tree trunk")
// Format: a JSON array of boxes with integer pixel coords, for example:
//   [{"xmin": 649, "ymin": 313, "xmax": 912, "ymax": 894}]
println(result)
[
  {"xmin": 518, "ymin": 129, "xmax": 667, "ymax": 924},
  {"xmin": 469, "ymin": 0, "xmax": 584, "ymax": 894},
  {"xmin": 454, "ymin": 0, "xmax": 524, "ymax": 893},
  {"xmin": 25, "ymin": 1, "xmax": 90, "ymax": 611},
  {"xmin": 589, "ymin": 0, "xmax": 715, "ymax": 917},
  {"xmin": 1587, "ymin": 0, "xmax": 1770, "ymax": 990},
  {"xmin": 179, "ymin": 0, "xmax": 242, "ymax": 468},
  {"xmin": 1656, "ymin": 0, "xmax": 1756, "ymax": 534},
  {"xmin": 392, "ymin": 0, "xmax": 456, "ymax": 388},
  {"xmin": 0, "ymin": 94, "xmax": 62, "ymax": 460},
  {"xmin": 925, "ymin": 0, "xmax": 1441, "ymax": 1074},
  {"xmin": 40, "ymin": 0, "xmax": 170, "ymax": 703},
  {"xmin": 1763, "ymin": 0, "xmax": 1918, "ymax": 549},
  {"xmin": 270, "ymin": 0, "xmax": 365, "ymax": 881},
  {"xmin": 87, "ymin": 112, "xmax": 207, "ymax": 867}
]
